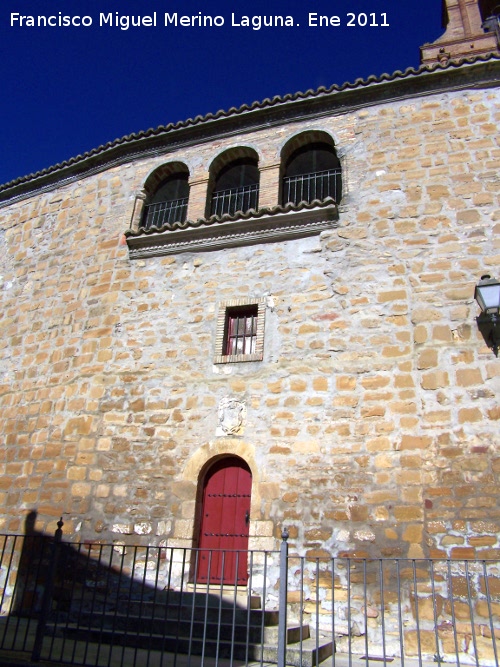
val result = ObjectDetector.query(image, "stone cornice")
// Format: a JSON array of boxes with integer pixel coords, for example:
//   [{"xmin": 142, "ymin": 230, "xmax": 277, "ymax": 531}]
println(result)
[
  {"xmin": 1, "ymin": 54, "xmax": 499, "ymax": 207},
  {"xmin": 126, "ymin": 200, "xmax": 339, "ymax": 258}
]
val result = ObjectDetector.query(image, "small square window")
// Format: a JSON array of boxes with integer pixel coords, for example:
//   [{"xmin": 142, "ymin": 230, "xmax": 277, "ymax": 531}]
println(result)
[
  {"xmin": 224, "ymin": 305, "xmax": 258, "ymax": 356},
  {"xmin": 214, "ymin": 298, "xmax": 265, "ymax": 363}
]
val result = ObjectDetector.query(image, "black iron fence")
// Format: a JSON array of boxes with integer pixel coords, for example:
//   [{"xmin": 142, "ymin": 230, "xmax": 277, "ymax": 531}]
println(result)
[
  {"xmin": 210, "ymin": 184, "xmax": 259, "ymax": 217},
  {"xmin": 482, "ymin": 12, "xmax": 500, "ymax": 44},
  {"xmin": 142, "ymin": 197, "xmax": 188, "ymax": 229},
  {"xmin": 282, "ymin": 169, "xmax": 342, "ymax": 206},
  {"xmin": 1, "ymin": 527, "xmax": 499, "ymax": 667}
]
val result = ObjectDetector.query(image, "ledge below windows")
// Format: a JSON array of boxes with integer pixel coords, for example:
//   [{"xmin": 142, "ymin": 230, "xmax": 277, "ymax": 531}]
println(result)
[{"xmin": 125, "ymin": 198, "xmax": 338, "ymax": 259}]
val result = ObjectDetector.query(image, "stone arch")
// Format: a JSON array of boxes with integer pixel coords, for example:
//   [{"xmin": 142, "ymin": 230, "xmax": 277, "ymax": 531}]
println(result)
[
  {"xmin": 279, "ymin": 129, "xmax": 338, "ymax": 167},
  {"xmin": 197, "ymin": 453, "xmax": 250, "ymax": 485},
  {"xmin": 183, "ymin": 439, "xmax": 258, "ymax": 484},
  {"xmin": 140, "ymin": 161, "xmax": 190, "ymax": 229},
  {"xmin": 208, "ymin": 146, "xmax": 261, "ymax": 178},
  {"xmin": 206, "ymin": 147, "xmax": 260, "ymax": 217},
  {"xmin": 143, "ymin": 161, "xmax": 190, "ymax": 196},
  {"xmin": 280, "ymin": 130, "xmax": 342, "ymax": 205},
  {"xmin": 182, "ymin": 440, "xmax": 268, "ymax": 550}
]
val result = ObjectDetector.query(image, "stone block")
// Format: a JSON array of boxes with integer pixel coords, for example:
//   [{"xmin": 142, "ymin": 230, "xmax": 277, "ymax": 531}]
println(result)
[
  {"xmin": 456, "ymin": 368, "xmax": 483, "ymax": 386},
  {"xmin": 71, "ymin": 483, "xmax": 91, "ymax": 497},
  {"xmin": 450, "ymin": 547, "xmax": 476, "ymax": 560},
  {"xmin": 421, "ymin": 371, "xmax": 449, "ymax": 389},
  {"xmin": 366, "ymin": 437, "xmax": 392, "ymax": 452},
  {"xmin": 377, "ymin": 290, "xmax": 407, "ymax": 302},
  {"xmin": 394, "ymin": 506, "xmax": 423, "ymax": 522},
  {"xmin": 337, "ymin": 375, "xmax": 357, "ymax": 390},
  {"xmin": 312, "ymin": 377, "xmax": 328, "ymax": 391},
  {"xmin": 458, "ymin": 408, "xmax": 483, "ymax": 423},
  {"xmin": 417, "ymin": 349, "xmax": 438, "ymax": 369},
  {"xmin": 399, "ymin": 435, "xmax": 432, "ymax": 450},
  {"xmin": 67, "ymin": 467, "xmax": 87, "ymax": 481}
]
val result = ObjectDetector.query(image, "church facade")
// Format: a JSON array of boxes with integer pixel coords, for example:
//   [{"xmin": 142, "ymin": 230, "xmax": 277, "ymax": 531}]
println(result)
[{"xmin": 0, "ymin": 1, "xmax": 499, "ymax": 572}]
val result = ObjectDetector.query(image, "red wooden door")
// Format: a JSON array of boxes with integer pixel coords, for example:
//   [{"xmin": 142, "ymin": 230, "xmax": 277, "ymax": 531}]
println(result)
[{"xmin": 197, "ymin": 457, "xmax": 252, "ymax": 585}]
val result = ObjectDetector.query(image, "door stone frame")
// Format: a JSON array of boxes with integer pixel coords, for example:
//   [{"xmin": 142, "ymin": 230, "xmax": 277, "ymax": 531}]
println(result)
[{"xmin": 171, "ymin": 440, "xmax": 276, "ymax": 554}]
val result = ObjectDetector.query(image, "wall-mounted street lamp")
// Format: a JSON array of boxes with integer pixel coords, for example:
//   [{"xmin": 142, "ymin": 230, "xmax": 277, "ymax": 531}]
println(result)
[{"xmin": 474, "ymin": 274, "xmax": 500, "ymax": 356}]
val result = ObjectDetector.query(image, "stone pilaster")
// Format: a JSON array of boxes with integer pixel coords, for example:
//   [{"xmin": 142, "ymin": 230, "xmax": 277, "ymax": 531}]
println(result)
[
  {"xmin": 130, "ymin": 191, "xmax": 147, "ymax": 232},
  {"xmin": 187, "ymin": 176, "xmax": 210, "ymax": 220},
  {"xmin": 258, "ymin": 162, "xmax": 281, "ymax": 209}
]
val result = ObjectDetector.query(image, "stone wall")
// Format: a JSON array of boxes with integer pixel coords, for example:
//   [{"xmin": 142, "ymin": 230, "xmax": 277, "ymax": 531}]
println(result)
[{"xmin": 0, "ymin": 82, "xmax": 499, "ymax": 565}]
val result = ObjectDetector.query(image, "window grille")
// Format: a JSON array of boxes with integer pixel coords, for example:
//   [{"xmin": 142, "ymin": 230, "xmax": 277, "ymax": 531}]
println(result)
[
  {"xmin": 214, "ymin": 298, "xmax": 265, "ymax": 364},
  {"xmin": 282, "ymin": 168, "xmax": 341, "ymax": 206},
  {"xmin": 210, "ymin": 184, "xmax": 259, "ymax": 217},
  {"xmin": 142, "ymin": 197, "xmax": 188, "ymax": 229},
  {"xmin": 225, "ymin": 307, "xmax": 258, "ymax": 356}
]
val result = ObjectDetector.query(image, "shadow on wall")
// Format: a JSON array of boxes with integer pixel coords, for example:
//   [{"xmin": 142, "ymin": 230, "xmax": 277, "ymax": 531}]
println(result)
[{"xmin": 2, "ymin": 510, "xmax": 261, "ymax": 665}]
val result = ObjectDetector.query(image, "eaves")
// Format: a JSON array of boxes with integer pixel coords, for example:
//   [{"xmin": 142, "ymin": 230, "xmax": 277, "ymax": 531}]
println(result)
[{"xmin": 0, "ymin": 54, "xmax": 499, "ymax": 208}]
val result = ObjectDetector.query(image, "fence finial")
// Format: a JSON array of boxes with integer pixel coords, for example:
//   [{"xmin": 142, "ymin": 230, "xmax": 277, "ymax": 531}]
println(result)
[
  {"xmin": 278, "ymin": 526, "xmax": 289, "ymax": 667},
  {"xmin": 55, "ymin": 518, "xmax": 63, "ymax": 541}
]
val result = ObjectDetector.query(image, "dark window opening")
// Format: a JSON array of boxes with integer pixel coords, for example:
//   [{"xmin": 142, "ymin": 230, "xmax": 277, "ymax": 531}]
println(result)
[
  {"xmin": 282, "ymin": 142, "xmax": 342, "ymax": 206},
  {"xmin": 210, "ymin": 158, "xmax": 259, "ymax": 217},
  {"xmin": 224, "ymin": 306, "xmax": 258, "ymax": 356},
  {"xmin": 142, "ymin": 173, "xmax": 189, "ymax": 229},
  {"xmin": 479, "ymin": 0, "xmax": 500, "ymax": 20},
  {"xmin": 479, "ymin": 1, "xmax": 500, "ymax": 33}
]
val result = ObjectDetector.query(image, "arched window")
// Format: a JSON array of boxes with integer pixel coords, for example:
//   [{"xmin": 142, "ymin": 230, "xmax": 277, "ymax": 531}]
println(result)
[
  {"xmin": 142, "ymin": 164, "xmax": 189, "ymax": 230},
  {"xmin": 281, "ymin": 133, "xmax": 342, "ymax": 206},
  {"xmin": 479, "ymin": 0, "xmax": 500, "ymax": 30},
  {"xmin": 208, "ymin": 149, "xmax": 259, "ymax": 217}
]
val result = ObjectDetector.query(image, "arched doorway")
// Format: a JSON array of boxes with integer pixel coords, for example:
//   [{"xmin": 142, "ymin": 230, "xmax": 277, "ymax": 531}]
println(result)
[{"xmin": 197, "ymin": 456, "xmax": 252, "ymax": 585}]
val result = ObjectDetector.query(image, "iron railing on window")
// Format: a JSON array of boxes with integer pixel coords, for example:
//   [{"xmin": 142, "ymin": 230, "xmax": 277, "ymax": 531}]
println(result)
[
  {"xmin": 142, "ymin": 197, "xmax": 188, "ymax": 229},
  {"xmin": 210, "ymin": 184, "xmax": 259, "ymax": 217},
  {"xmin": 282, "ymin": 168, "xmax": 342, "ymax": 205},
  {"xmin": 226, "ymin": 310, "xmax": 258, "ymax": 356},
  {"xmin": 482, "ymin": 13, "xmax": 500, "ymax": 44}
]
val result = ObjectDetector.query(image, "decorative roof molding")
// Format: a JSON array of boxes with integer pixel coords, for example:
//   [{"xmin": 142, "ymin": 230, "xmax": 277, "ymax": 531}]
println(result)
[
  {"xmin": 1, "ymin": 54, "xmax": 499, "ymax": 205},
  {"xmin": 126, "ymin": 199, "xmax": 339, "ymax": 259}
]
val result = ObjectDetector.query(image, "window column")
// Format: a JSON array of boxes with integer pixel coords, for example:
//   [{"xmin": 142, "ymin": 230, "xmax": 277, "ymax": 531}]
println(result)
[
  {"xmin": 130, "ymin": 191, "xmax": 147, "ymax": 233},
  {"xmin": 257, "ymin": 162, "xmax": 281, "ymax": 210},
  {"xmin": 186, "ymin": 175, "xmax": 210, "ymax": 221}
]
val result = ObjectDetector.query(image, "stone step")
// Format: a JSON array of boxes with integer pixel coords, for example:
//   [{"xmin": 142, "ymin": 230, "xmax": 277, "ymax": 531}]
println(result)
[
  {"xmin": 55, "ymin": 626, "xmax": 333, "ymax": 666},
  {"xmin": 262, "ymin": 637, "xmax": 334, "ymax": 667},
  {"xmin": 186, "ymin": 583, "xmax": 262, "ymax": 609},
  {"xmin": 71, "ymin": 585, "xmax": 261, "ymax": 607},
  {"xmin": 67, "ymin": 603, "xmax": 280, "ymax": 626},
  {"xmin": 54, "ymin": 615, "xmax": 308, "ymax": 644}
]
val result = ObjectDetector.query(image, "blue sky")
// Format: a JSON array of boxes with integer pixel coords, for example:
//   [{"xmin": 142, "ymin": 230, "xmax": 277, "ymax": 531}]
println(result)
[{"xmin": 1, "ymin": 0, "xmax": 444, "ymax": 186}]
